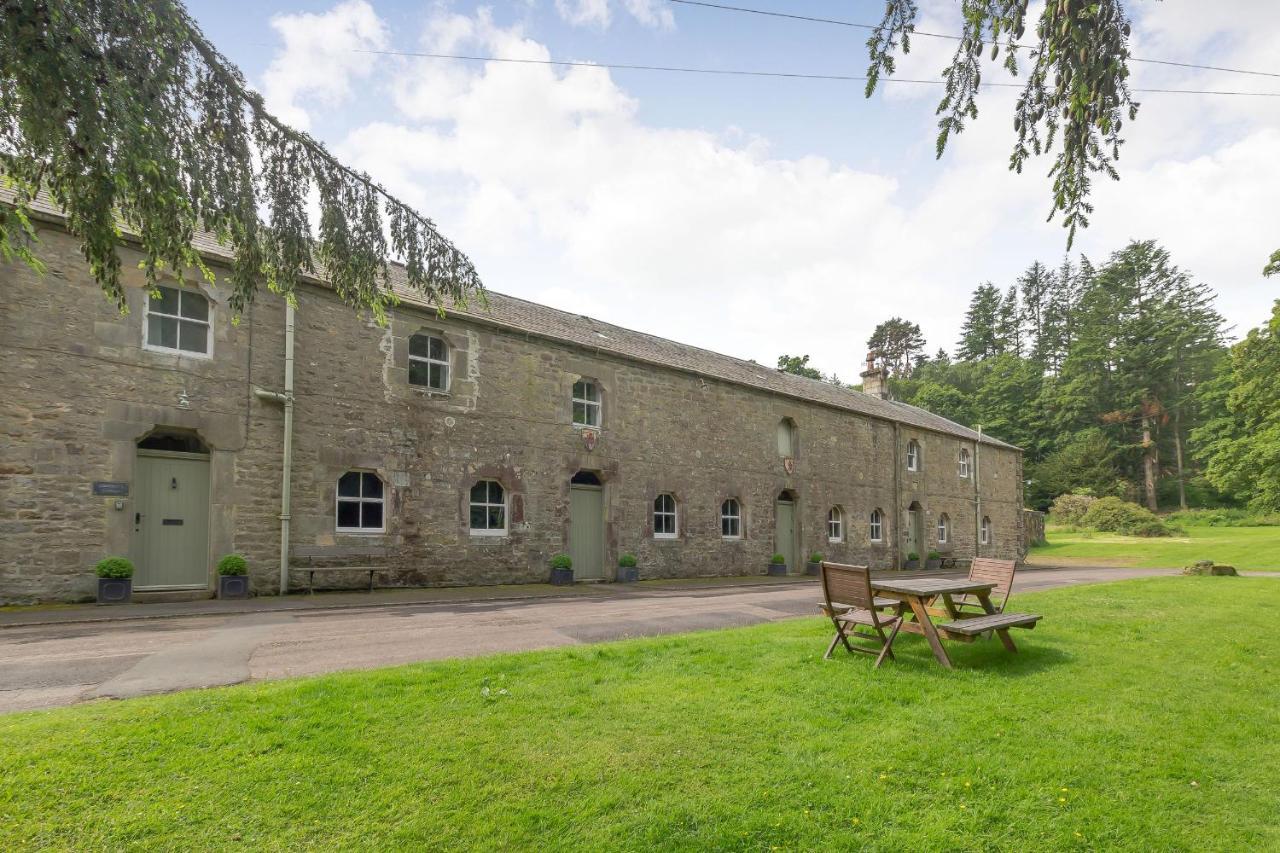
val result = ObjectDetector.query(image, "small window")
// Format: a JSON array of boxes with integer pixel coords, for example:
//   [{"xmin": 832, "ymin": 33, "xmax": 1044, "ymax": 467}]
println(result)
[
  {"xmin": 937, "ymin": 513, "xmax": 950, "ymax": 545},
  {"xmin": 654, "ymin": 493, "xmax": 678, "ymax": 538},
  {"xmin": 469, "ymin": 480, "xmax": 507, "ymax": 535},
  {"xmin": 776, "ymin": 417, "xmax": 796, "ymax": 457},
  {"xmin": 869, "ymin": 508, "xmax": 884, "ymax": 543},
  {"xmin": 906, "ymin": 440, "xmax": 921, "ymax": 472},
  {"xmin": 827, "ymin": 506, "xmax": 844, "ymax": 543},
  {"xmin": 409, "ymin": 333, "xmax": 449, "ymax": 391},
  {"xmin": 981, "ymin": 515, "xmax": 992, "ymax": 545},
  {"xmin": 146, "ymin": 285, "xmax": 211, "ymax": 356},
  {"xmin": 958, "ymin": 447, "xmax": 971, "ymax": 478},
  {"xmin": 573, "ymin": 379, "xmax": 601, "ymax": 428},
  {"xmin": 336, "ymin": 471, "xmax": 385, "ymax": 532},
  {"xmin": 721, "ymin": 498, "xmax": 742, "ymax": 539}
]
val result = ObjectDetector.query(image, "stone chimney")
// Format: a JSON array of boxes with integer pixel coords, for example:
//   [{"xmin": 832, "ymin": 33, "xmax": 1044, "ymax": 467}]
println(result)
[{"xmin": 860, "ymin": 352, "xmax": 889, "ymax": 400}]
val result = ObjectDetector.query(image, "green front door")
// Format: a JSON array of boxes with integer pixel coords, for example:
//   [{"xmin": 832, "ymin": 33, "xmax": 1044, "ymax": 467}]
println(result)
[
  {"xmin": 134, "ymin": 451, "xmax": 211, "ymax": 589},
  {"xmin": 775, "ymin": 498, "xmax": 796, "ymax": 573},
  {"xmin": 569, "ymin": 484, "xmax": 604, "ymax": 580},
  {"xmin": 906, "ymin": 506, "xmax": 923, "ymax": 558}
]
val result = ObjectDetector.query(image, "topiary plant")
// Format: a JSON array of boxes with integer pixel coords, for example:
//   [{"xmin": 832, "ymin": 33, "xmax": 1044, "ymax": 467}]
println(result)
[
  {"xmin": 770, "ymin": 553, "xmax": 786, "ymax": 564},
  {"xmin": 618, "ymin": 553, "xmax": 638, "ymax": 568},
  {"xmin": 216, "ymin": 554, "xmax": 248, "ymax": 576},
  {"xmin": 95, "ymin": 556, "xmax": 134, "ymax": 579},
  {"xmin": 928, "ymin": 550, "xmax": 942, "ymax": 560},
  {"xmin": 550, "ymin": 553, "xmax": 572, "ymax": 570},
  {"xmin": 808, "ymin": 552, "xmax": 823, "ymax": 563},
  {"xmin": 906, "ymin": 552, "xmax": 920, "ymax": 562}
]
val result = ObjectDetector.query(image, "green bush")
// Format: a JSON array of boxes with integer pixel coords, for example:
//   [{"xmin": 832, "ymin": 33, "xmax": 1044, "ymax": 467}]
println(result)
[
  {"xmin": 1081, "ymin": 497, "xmax": 1174, "ymax": 537},
  {"xmin": 927, "ymin": 550, "xmax": 942, "ymax": 560},
  {"xmin": 770, "ymin": 553, "xmax": 786, "ymax": 564},
  {"xmin": 906, "ymin": 552, "xmax": 919, "ymax": 562},
  {"xmin": 808, "ymin": 552, "xmax": 823, "ymax": 564},
  {"xmin": 618, "ymin": 553, "xmax": 637, "ymax": 568},
  {"xmin": 95, "ymin": 557, "xmax": 134, "ymax": 579},
  {"xmin": 550, "ymin": 553, "xmax": 572, "ymax": 570},
  {"xmin": 1166, "ymin": 508, "xmax": 1280, "ymax": 528},
  {"xmin": 216, "ymin": 554, "xmax": 248, "ymax": 576},
  {"xmin": 1049, "ymin": 493, "xmax": 1098, "ymax": 526}
]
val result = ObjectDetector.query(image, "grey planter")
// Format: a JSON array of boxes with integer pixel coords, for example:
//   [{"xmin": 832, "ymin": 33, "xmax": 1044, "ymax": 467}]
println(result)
[
  {"xmin": 805, "ymin": 561, "xmax": 821, "ymax": 577},
  {"xmin": 617, "ymin": 566, "xmax": 639, "ymax": 583},
  {"xmin": 218, "ymin": 574, "xmax": 250, "ymax": 599},
  {"xmin": 767, "ymin": 562, "xmax": 788, "ymax": 576},
  {"xmin": 550, "ymin": 567, "xmax": 574, "ymax": 585},
  {"xmin": 926, "ymin": 558, "xmax": 942, "ymax": 570},
  {"xmin": 903, "ymin": 559, "xmax": 921, "ymax": 570},
  {"xmin": 97, "ymin": 577, "xmax": 132, "ymax": 604}
]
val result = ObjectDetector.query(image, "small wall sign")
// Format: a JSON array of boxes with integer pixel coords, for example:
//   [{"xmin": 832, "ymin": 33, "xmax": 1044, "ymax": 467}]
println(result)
[{"xmin": 92, "ymin": 481, "xmax": 129, "ymax": 496}]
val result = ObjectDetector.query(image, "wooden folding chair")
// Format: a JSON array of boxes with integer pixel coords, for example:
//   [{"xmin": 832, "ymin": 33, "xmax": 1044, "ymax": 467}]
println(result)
[
  {"xmin": 952, "ymin": 558, "xmax": 1018, "ymax": 615},
  {"xmin": 819, "ymin": 562, "xmax": 903, "ymax": 668}
]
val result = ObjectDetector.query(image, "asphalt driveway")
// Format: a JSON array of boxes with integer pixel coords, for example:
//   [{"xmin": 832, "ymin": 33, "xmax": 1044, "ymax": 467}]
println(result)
[{"xmin": 0, "ymin": 567, "xmax": 1176, "ymax": 713}]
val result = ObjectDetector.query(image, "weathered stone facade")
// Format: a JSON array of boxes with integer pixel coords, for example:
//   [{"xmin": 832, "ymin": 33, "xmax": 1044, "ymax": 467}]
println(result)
[{"xmin": 1, "ymin": 225, "xmax": 1023, "ymax": 604}]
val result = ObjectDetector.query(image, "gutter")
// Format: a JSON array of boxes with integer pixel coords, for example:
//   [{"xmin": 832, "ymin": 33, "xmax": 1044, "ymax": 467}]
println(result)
[{"xmin": 253, "ymin": 301, "xmax": 296, "ymax": 595}]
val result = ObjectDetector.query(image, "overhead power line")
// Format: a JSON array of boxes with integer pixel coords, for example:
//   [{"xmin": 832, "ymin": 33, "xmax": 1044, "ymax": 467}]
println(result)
[
  {"xmin": 667, "ymin": 0, "xmax": 1280, "ymax": 80},
  {"xmin": 355, "ymin": 50, "xmax": 1280, "ymax": 97}
]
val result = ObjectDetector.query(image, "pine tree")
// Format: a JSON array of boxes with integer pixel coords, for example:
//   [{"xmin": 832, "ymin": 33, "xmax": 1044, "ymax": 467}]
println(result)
[
  {"xmin": 867, "ymin": 318, "xmax": 927, "ymax": 377},
  {"xmin": 997, "ymin": 285, "xmax": 1022, "ymax": 357},
  {"xmin": 1017, "ymin": 261, "xmax": 1055, "ymax": 367},
  {"xmin": 956, "ymin": 283, "xmax": 1004, "ymax": 362}
]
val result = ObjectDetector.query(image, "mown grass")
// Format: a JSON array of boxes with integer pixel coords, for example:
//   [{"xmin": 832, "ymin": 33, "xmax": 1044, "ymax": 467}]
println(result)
[
  {"xmin": 1031, "ymin": 524, "xmax": 1280, "ymax": 570},
  {"xmin": 2, "ymin": 578, "xmax": 1278, "ymax": 851}
]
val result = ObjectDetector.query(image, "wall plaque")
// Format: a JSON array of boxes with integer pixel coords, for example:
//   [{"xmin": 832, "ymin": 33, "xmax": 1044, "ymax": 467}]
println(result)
[{"xmin": 92, "ymin": 481, "xmax": 129, "ymax": 496}]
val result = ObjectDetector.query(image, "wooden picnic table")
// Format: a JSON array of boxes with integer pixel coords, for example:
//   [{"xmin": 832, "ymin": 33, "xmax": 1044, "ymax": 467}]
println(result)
[{"xmin": 871, "ymin": 577, "xmax": 1036, "ymax": 669}]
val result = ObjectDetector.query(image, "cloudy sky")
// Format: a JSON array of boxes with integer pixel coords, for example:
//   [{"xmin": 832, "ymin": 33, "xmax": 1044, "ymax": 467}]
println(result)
[{"xmin": 187, "ymin": 0, "xmax": 1280, "ymax": 376}]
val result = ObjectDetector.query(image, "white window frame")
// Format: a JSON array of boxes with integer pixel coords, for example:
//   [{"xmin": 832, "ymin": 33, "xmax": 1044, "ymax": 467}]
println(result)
[
  {"xmin": 937, "ymin": 513, "xmax": 950, "ymax": 545},
  {"xmin": 981, "ymin": 516, "xmax": 992, "ymax": 545},
  {"xmin": 143, "ymin": 285, "xmax": 213, "ymax": 358},
  {"xmin": 335, "ymin": 471, "xmax": 386, "ymax": 534},
  {"xmin": 408, "ymin": 333, "xmax": 450, "ymax": 392},
  {"xmin": 469, "ymin": 480, "xmax": 508, "ymax": 537},
  {"xmin": 869, "ymin": 508, "xmax": 884, "ymax": 543},
  {"xmin": 572, "ymin": 379, "xmax": 601, "ymax": 428},
  {"xmin": 958, "ymin": 447, "xmax": 971, "ymax": 478},
  {"xmin": 827, "ymin": 506, "xmax": 844, "ymax": 543},
  {"xmin": 906, "ymin": 440, "xmax": 921, "ymax": 472},
  {"xmin": 653, "ymin": 493, "xmax": 678, "ymax": 539},
  {"xmin": 720, "ymin": 498, "xmax": 742, "ymax": 540}
]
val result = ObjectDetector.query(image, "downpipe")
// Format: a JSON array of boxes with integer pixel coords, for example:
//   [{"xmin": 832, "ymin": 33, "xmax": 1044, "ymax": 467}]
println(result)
[{"xmin": 253, "ymin": 300, "xmax": 296, "ymax": 595}]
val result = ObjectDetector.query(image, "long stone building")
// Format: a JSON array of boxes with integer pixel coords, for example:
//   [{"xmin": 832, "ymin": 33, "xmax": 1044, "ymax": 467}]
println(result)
[{"xmin": 1, "ymin": 214, "xmax": 1023, "ymax": 604}]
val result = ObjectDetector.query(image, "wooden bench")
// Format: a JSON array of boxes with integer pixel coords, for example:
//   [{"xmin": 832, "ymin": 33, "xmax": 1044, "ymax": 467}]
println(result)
[
  {"xmin": 290, "ymin": 545, "xmax": 388, "ymax": 594},
  {"xmin": 939, "ymin": 611, "xmax": 1041, "ymax": 653}
]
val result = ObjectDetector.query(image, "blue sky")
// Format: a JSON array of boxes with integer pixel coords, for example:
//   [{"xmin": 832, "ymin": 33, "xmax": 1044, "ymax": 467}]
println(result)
[{"xmin": 186, "ymin": 1, "xmax": 1280, "ymax": 374}]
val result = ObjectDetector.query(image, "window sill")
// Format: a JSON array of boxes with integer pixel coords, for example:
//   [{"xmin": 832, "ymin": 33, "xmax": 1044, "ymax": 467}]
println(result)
[
  {"xmin": 469, "ymin": 530, "xmax": 509, "ymax": 538},
  {"xmin": 335, "ymin": 529, "xmax": 386, "ymax": 536},
  {"xmin": 654, "ymin": 534, "xmax": 679, "ymax": 541},
  {"xmin": 410, "ymin": 386, "xmax": 452, "ymax": 398},
  {"xmin": 142, "ymin": 343, "xmax": 213, "ymax": 360}
]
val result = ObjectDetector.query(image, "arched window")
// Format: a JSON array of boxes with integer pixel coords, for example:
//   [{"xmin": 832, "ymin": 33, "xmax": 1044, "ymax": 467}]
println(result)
[
  {"xmin": 958, "ymin": 447, "xmax": 971, "ymax": 478},
  {"xmin": 469, "ymin": 480, "xmax": 507, "ymax": 535},
  {"xmin": 827, "ymin": 506, "xmax": 844, "ymax": 542},
  {"xmin": 654, "ymin": 493, "xmax": 678, "ymax": 538},
  {"xmin": 145, "ymin": 285, "xmax": 212, "ymax": 356},
  {"xmin": 869, "ymin": 508, "xmax": 884, "ymax": 543},
  {"xmin": 776, "ymin": 417, "xmax": 796, "ymax": 457},
  {"xmin": 573, "ymin": 379, "xmax": 601, "ymax": 427},
  {"xmin": 906, "ymin": 440, "xmax": 921, "ymax": 472},
  {"xmin": 721, "ymin": 498, "xmax": 742, "ymax": 539},
  {"xmin": 409, "ymin": 333, "xmax": 449, "ymax": 390},
  {"xmin": 336, "ymin": 471, "xmax": 385, "ymax": 532},
  {"xmin": 937, "ymin": 513, "xmax": 951, "ymax": 545},
  {"xmin": 981, "ymin": 515, "xmax": 992, "ymax": 545}
]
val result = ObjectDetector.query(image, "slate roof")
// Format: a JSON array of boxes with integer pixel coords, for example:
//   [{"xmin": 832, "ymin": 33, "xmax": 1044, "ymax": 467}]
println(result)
[{"xmin": 13, "ymin": 192, "xmax": 1017, "ymax": 450}]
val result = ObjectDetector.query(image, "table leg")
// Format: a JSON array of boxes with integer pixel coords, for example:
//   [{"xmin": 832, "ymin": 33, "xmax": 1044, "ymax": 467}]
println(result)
[{"xmin": 907, "ymin": 595, "xmax": 952, "ymax": 669}]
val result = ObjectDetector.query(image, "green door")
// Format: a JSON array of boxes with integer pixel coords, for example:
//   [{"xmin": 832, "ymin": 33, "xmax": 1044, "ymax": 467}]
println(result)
[
  {"xmin": 906, "ymin": 506, "xmax": 923, "ymax": 558},
  {"xmin": 569, "ymin": 485, "xmax": 604, "ymax": 580},
  {"xmin": 775, "ymin": 498, "xmax": 796, "ymax": 573},
  {"xmin": 134, "ymin": 451, "xmax": 210, "ymax": 589}
]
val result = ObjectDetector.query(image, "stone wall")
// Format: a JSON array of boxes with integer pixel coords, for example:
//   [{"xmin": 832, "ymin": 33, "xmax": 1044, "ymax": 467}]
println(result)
[{"xmin": 1, "ymin": 226, "xmax": 1024, "ymax": 603}]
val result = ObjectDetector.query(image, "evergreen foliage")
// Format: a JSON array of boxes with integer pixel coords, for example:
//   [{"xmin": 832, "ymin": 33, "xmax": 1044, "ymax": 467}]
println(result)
[
  {"xmin": 866, "ymin": 317, "xmax": 925, "ymax": 377},
  {"xmin": 0, "ymin": 0, "xmax": 481, "ymax": 317}
]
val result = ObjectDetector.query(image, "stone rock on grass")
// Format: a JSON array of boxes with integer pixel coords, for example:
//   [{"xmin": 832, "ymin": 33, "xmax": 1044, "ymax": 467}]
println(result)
[{"xmin": 1183, "ymin": 560, "xmax": 1239, "ymax": 576}]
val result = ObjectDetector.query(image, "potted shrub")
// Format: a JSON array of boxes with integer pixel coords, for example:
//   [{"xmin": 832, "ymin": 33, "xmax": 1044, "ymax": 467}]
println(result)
[
  {"xmin": 95, "ymin": 556, "xmax": 134, "ymax": 604},
  {"xmin": 617, "ymin": 552, "xmax": 639, "ymax": 583},
  {"xmin": 903, "ymin": 551, "xmax": 921, "ymax": 570},
  {"xmin": 216, "ymin": 554, "xmax": 250, "ymax": 599},
  {"xmin": 550, "ymin": 553, "xmax": 574, "ymax": 585},
  {"xmin": 805, "ymin": 551, "xmax": 823, "ymax": 576},
  {"xmin": 768, "ymin": 552, "xmax": 788, "ymax": 576},
  {"xmin": 926, "ymin": 550, "xmax": 943, "ymax": 570}
]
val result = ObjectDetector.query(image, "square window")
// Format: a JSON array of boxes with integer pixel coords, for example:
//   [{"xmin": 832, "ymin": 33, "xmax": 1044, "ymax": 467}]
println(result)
[
  {"xmin": 148, "ymin": 314, "xmax": 178, "ymax": 349},
  {"xmin": 337, "ymin": 500, "xmax": 361, "ymax": 529}
]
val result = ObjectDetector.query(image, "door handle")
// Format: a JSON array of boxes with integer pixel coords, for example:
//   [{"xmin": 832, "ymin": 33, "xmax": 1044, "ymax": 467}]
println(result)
[{"xmin": 135, "ymin": 512, "xmax": 143, "ymax": 532}]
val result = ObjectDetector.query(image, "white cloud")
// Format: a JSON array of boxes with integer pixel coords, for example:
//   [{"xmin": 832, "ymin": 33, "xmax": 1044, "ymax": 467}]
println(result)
[
  {"xmin": 554, "ymin": 0, "xmax": 673, "ymax": 29},
  {"xmin": 261, "ymin": 0, "xmax": 389, "ymax": 130},
  {"xmin": 313, "ymin": 3, "xmax": 1277, "ymax": 380}
]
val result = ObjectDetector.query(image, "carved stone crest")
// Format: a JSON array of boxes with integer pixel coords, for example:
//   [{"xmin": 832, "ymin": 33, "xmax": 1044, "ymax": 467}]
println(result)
[
  {"xmin": 582, "ymin": 428, "xmax": 599, "ymax": 451},
  {"xmin": 782, "ymin": 456, "xmax": 795, "ymax": 475}
]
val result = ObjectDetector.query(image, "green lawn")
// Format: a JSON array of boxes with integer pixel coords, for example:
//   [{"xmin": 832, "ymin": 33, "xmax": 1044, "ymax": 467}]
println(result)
[
  {"xmin": 1030, "ymin": 524, "xmax": 1280, "ymax": 570},
  {"xmin": 3, "ymin": 578, "xmax": 1279, "ymax": 851}
]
